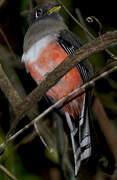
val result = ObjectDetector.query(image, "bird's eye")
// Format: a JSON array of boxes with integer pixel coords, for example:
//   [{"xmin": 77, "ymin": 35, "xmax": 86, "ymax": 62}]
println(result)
[{"xmin": 35, "ymin": 8, "xmax": 42, "ymax": 18}]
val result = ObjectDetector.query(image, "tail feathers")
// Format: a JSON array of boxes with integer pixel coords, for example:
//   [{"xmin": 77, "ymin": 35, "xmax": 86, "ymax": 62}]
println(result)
[{"xmin": 65, "ymin": 105, "xmax": 91, "ymax": 176}]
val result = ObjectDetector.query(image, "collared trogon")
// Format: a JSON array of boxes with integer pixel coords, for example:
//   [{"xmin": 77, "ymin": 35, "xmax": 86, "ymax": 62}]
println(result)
[{"xmin": 22, "ymin": 1, "xmax": 94, "ymax": 176}]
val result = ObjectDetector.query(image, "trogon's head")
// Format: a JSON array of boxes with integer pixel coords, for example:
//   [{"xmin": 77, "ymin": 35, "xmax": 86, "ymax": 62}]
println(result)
[
  {"xmin": 30, "ymin": 1, "xmax": 62, "ymax": 25},
  {"xmin": 23, "ymin": 1, "xmax": 67, "ymax": 52}
]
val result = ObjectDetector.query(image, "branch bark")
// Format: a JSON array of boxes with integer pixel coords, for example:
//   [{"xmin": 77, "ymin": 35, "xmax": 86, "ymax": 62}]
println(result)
[
  {"xmin": 0, "ymin": 64, "xmax": 23, "ymax": 112},
  {"xmin": 0, "ymin": 45, "xmax": 24, "ymax": 69},
  {"xmin": 0, "ymin": 64, "xmax": 39, "ymax": 119}
]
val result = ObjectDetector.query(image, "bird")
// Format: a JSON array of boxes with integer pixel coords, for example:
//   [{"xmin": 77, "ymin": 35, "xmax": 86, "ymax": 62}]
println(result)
[{"xmin": 22, "ymin": 1, "xmax": 94, "ymax": 176}]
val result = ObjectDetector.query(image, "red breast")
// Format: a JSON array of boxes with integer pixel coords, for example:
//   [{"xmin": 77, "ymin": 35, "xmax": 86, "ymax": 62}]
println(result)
[{"xmin": 24, "ymin": 38, "xmax": 84, "ymax": 119}]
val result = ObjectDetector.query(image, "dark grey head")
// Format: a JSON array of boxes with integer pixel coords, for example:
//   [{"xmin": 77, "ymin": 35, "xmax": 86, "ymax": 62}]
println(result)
[
  {"xmin": 30, "ymin": 1, "xmax": 62, "ymax": 25},
  {"xmin": 24, "ymin": 1, "xmax": 68, "ymax": 52}
]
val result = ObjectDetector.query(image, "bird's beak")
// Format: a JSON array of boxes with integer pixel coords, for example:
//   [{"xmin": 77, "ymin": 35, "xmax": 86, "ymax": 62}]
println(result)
[{"xmin": 48, "ymin": 5, "xmax": 61, "ymax": 14}]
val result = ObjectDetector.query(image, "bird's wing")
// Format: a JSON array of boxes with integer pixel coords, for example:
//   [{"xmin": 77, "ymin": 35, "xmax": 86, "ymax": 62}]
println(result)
[
  {"xmin": 58, "ymin": 29, "xmax": 94, "ymax": 82},
  {"xmin": 57, "ymin": 29, "xmax": 93, "ymax": 175}
]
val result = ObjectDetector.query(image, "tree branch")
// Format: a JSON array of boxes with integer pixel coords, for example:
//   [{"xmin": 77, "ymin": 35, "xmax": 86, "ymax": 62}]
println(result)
[
  {"xmin": 0, "ymin": 64, "xmax": 39, "ymax": 120},
  {"xmin": 75, "ymin": 8, "xmax": 92, "ymax": 42},
  {"xmin": 0, "ymin": 60, "xmax": 117, "ymax": 153},
  {"xmin": 0, "ymin": 27, "xmax": 17, "ymax": 60},
  {"xmin": 93, "ymin": 97, "xmax": 117, "ymax": 161},
  {"xmin": 93, "ymin": 97, "xmax": 117, "ymax": 180},
  {"xmin": 0, "ymin": 64, "xmax": 23, "ymax": 112},
  {"xmin": 13, "ymin": 31, "xmax": 117, "ymax": 122},
  {"xmin": 0, "ymin": 164, "xmax": 18, "ymax": 180},
  {"xmin": 0, "ymin": 45, "xmax": 24, "ymax": 69},
  {"xmin": 57, "ymin": 0, "xmax": 94, "ymax": 40}
]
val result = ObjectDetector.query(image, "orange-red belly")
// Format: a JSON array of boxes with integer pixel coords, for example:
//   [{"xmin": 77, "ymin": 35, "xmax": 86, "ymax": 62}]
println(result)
[{"xmin": 26, "ymin": 39, "xmax": 84, "ymax": 119}]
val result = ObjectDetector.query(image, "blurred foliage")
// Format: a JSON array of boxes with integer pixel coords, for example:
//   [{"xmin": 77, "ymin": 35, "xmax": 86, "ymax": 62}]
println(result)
[
  {"xmin": 0, "ymin": 0, "xmax": 117, "ymax": 179},
  {"xmin": 0, "ymin": 129, "xmax": 40, "ymax": 180}
]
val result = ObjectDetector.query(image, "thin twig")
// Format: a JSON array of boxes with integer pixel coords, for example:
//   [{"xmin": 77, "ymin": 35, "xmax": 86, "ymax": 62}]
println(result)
[
  {"xmin": 14, "ymin": 130, "xmax": 37, "ymax": 149},
  {"xmin": 57, "ymin": 0, "xmax": 94, "ymax": 40},
  {"xmin": 0, "ymin": 27, "xmax": 17, "ymax": 60},
  {"xmin": 0, "ymin": 63, "xmax": 117, "ymax": 153},
  {"xmin": 86, "ymin": 16, "xmax": 117, "ymax": 60},
  {"xmin": 34, "ymin": 121, "xmax": 50, "ymax": 151},
  {"xmin": 35, "ymin": 118, "xmax": 57, "ymax": 151},
  {"xmin": 75, "ymin": 8, "xmax": 92, "ymax": 42},
  {"xmin": 0, "ymin": 164, "xmax": 18, "ymax": 180},
  {"xmin": 86, "ymin": 16, "xmax": 103, "ymax": 35},
  {"xmin": 57, "ymin": 0, "xmax": 117, "ymax": 60}
]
